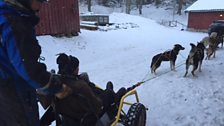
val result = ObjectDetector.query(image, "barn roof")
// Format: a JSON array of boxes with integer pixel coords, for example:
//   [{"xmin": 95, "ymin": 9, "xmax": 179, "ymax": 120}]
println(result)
[{"xmin": 185, "ymin": 0, "xmax": 224, "ymax": 12}]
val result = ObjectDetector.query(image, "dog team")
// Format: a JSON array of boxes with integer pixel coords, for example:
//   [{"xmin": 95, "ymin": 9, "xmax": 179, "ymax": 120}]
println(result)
[{"xmin": 150, "ymin": 31, "xmax": 223, "ymax": 77}]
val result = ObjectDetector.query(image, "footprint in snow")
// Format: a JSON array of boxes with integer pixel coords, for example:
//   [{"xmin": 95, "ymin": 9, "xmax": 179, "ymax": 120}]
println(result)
[{"xmin": 210, "ymin": 80, "xmax": 217, "ymax": 83}]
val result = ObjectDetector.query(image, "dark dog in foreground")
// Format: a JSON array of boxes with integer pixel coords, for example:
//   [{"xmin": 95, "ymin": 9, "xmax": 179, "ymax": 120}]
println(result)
[
  {"xmin": 184, "ymin": 42, "xmax": 205, "ymax": 77},
  {"xmin": 150, "ymin": 44, "xmax": 185, "ymax": 74}
]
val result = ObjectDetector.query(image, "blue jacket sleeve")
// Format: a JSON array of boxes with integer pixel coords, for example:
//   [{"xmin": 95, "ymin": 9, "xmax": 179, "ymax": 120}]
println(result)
[{"xmin": 1, "ymin": 16, "xmax": 50, "ymax": 89}]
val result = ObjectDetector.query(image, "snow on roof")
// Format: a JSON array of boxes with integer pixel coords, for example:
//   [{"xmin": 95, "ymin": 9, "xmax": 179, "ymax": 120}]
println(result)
[{"xmin": 185, "ymin": 0, "xmax": 224, "ymax": 12}]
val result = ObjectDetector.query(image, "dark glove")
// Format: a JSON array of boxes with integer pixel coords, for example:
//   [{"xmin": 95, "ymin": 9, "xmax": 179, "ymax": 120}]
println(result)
[
  {"xmin": 81, "ymin": 113, "xmax": 98, "ymax": 126},
  {"xmin": 115, "ymin": 87, "xmax": 127, "ymax": 104},
  {"xmin": 36, "ymin": 74, "xmax": 63, "ymax": 95}
]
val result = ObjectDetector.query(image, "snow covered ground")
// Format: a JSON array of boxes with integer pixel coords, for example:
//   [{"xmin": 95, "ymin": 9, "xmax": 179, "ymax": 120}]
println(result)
[{"xmin": 38, "ymin": 4, "xmax": 224, "ymax": 126}]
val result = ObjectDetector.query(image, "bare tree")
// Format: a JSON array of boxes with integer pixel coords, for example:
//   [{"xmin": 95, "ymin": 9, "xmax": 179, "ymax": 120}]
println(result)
[
  {"xmin": 177, "ymin": 0, "xmax": 183, "ymax": 15},
  {"xmin": 136, "ymin": 0, "xmax": 139, "ymax": 9},
  {"xmin": 145, "ymin": 0, "xmax": 152, "ymax": 4},
  {"xmin": 155, "ymin": 0, "xmax": 161, "ymax": 7},
  {"xmin": 87, "ymin": 0, "xmax": 91, "ymax": 12},
  {"xmin": 118, "ymin": 0, "xmax": 124, "ymax": 7},
  {"xmin": 138, "ymin": 0, "xmax": 143, "ymax": 14},
  {"xmin": 126, "ymin": 0, "xmax": 131, "ymax": 14}
]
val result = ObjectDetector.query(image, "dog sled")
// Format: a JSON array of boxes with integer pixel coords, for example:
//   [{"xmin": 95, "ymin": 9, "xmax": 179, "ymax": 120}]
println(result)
[{"xmin": 39, "ymin": 77, "xmax": 147, "ymax": 126}]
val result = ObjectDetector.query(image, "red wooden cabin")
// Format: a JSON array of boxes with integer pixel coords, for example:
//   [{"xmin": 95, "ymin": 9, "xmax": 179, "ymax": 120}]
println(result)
[
  {"xmin": 36, "ymin": 0, "xmax": 80, "ymax": 36},
  {"xmin": 185, "ymin": 0, "xmax": 224, "ymax": 32}
]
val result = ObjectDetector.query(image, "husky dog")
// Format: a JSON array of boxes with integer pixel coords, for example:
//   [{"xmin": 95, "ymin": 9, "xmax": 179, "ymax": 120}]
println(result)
[
  {"xmin": 201, "ymin": 32, "xmax": 221, "ymax": 60},
  {"xmin": 150, "ymin": 44, "xmax": 185, "ymax": 74},
  {"xmin": 184, "ymin": 42, "xmax": 205, "ymax": 77},
  {"xmin": 205, "ymin": 36, "xmax": 218, "ymax": 60}
]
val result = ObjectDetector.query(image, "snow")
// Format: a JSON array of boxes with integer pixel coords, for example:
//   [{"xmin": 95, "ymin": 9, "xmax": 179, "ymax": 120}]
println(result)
[
  {"xmin": 185, "ymin": 0, "xmax": 224, "ymax": 12},
  {"xmin": 38, "ymin": 4, "xmax": 224, "ymax": 126}
]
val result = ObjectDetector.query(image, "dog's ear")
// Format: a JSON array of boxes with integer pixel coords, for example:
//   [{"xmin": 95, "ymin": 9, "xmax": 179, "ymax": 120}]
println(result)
[
  {"xmin": 174, "ymin": 44, "xmax": 180, "ymax": 49},
  {"xmin": 56, "ymin": 53, "xmax": 69, "ymax": 65},
  {"xmin": 68, "ymin": 55, "xmax": 80, "ymax": 72},
  {"xmin": 197, "ymin": 42, "xmax": 205, "ymax": 48},
  {"xmin": 174, "ymin": 44, "xmax": 179, "ymax": 47},
  {"xmin": 190, "ymin": 43, "xmax": 196, "ymax": 47}
]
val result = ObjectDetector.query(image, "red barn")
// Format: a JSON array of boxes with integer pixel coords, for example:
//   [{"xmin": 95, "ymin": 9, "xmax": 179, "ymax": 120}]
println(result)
[
  {"xmin": 185, "ymin": 0, "xmax": 224, "ymax": 32},
  {"xmin": 36, "ymin": 0, "xmax": 80, "ymax": 36}
]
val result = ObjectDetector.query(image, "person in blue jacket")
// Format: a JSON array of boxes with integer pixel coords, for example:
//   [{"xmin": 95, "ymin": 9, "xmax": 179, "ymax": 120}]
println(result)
[{"xmin": 0, "ymin": 0, "xmax": 63, "ymax": 125}]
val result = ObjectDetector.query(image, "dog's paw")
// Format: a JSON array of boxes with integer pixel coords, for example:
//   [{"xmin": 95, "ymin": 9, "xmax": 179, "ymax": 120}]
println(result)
[
  {"xmin": 151, "ymin": 73, "xmax": 157, "ymax": 77},
  {"xmin": 193, "ymin": 75, "xmax": 198, "ymax": 78}
]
